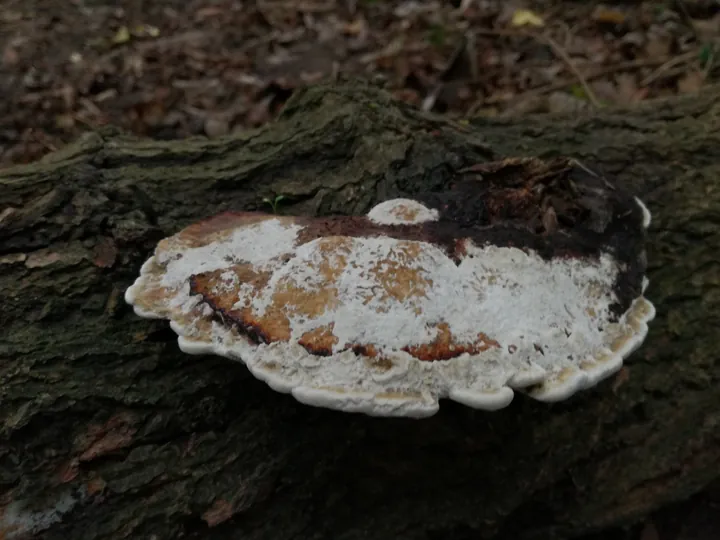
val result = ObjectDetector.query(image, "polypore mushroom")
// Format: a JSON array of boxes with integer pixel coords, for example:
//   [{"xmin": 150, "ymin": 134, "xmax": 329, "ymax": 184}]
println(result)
[{"xmin": 125, "ymin": 157, "xmax": 655, "ymax": 417}]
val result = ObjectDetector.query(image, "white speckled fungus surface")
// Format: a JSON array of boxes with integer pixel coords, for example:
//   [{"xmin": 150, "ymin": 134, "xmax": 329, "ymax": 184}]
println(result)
[{"xmin": 126, "ymin": 196, "xmax": 655, "ymax": 417}]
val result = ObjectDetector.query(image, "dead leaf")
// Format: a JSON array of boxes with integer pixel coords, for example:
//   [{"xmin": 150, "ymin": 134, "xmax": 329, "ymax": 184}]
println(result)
[
  {"xmin": 592, "ymin": 6, "xmax": 626, "ymax": 25},
  {"xmin": 621, "ymin": 31, "xmax": 645, "ymax": 49},
  {"xmin": 644, "ymin": 32, "xmax": 672, "ymax": 59},
  {"xmin": 547, "ymin": 92, "xmax": 590, "ymax": 114},
  {"xmin": 590, "ymin": 80, "xmax": 617, "ymax": 104},
  {"xmin": 0, "ymin": 10, "xmax": 23, "ymax": 23},
  {"xmin": 391, "ymin": 88, "xmax": 421, "ymax": 106},
  {"xmin": 246, "ymin": 95, "xmax": 274, "ymax": 127},
  {"xmin": 510, "ymin": 9, "xmax": 544, "ymax": 28},
  {"xmin": 502, "ymin": 95, "xmax": 550, "ymax": 116},
  {"xmin": 194, "ymin": 6, "xmax": 225, "ymax": 19},
  {"xmin": 677, "ymin": 70, "xmax": 705, "ymax": 94},
  {"xmin": 615, "ymin": 73, "xmax": 642, "ymax": 105},
  {"xmin": 394, "ymin": 1, "xmax": 442, "ymax": 18},
  {"xmin": 204, "ymin": 116, "xmax": 230, "ymax": 137},
  {"xmin": 133, "ymin": 24, "xmax": 160, "ymax": 38},
  {"xmin": 343, "ymin": 18, "xmax": 366, "ymax": 36},
  {"xmin": 692, "ymin": 14, "xmax": 720, "ymax": 41},
  {"xmin": 111, "ymin": 26, "xmax": 131, "ymax": 45},
  {"xmin": 55, "ymin": 114, "xmax": 76, "ymax": 130}
]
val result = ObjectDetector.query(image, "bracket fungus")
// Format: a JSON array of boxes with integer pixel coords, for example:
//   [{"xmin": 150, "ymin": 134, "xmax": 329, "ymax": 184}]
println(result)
[{"xmin": 126, "ymin": 157, "xmax": 655, "ymax": 417}]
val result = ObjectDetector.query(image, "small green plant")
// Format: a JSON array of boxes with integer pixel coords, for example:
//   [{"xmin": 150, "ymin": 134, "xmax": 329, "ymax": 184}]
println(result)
[
  {"xmin": 699, "ymin": 43, "xmax": 716, "ymax": 69},
  {"xmin": 263, "ymin": 194, "xmax": 286, "ymax": 214},
  {"xmin": 427, "ymin": 24, "xmax": 447, "ymax": 47}
]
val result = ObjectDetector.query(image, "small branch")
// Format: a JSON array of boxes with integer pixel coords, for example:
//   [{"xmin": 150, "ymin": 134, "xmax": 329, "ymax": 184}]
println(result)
[
  {"xmin": 468, "ymin": 27, "xmax": 604, "ymax": 109},
  {"xmin": 541, "ymin": 34, "xmax": 601, "ymax": 108},
  {"xmin": 640, "ymin": 50, "xmax": 698, "ymax": 86},
  {"xmin": 673, "ymin": 0, "xmax": 699, "ymax": 40}
]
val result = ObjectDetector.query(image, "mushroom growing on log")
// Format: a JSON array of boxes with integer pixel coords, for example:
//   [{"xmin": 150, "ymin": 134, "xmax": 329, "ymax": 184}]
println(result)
[
  {"xmin": 125, "ymin": 158, "xmax": 655, "ymax": 417},
  {"xmin": 0, "ymin": 81, "xmax": 718, "ymax": 540}
]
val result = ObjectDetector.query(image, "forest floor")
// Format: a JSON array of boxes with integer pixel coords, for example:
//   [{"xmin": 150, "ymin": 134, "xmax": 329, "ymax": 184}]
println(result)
[
  {"xmin": 1, "ymin": 0, "xmax": 719, "ymax": 167},
  {"xmin": 1, "ymin": 0, "xmax": 718, "ymax": 537}
]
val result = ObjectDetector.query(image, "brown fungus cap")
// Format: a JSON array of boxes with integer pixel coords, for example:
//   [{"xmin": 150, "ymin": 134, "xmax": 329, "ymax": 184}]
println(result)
[{"xmin": 125, "ymin": 157, "xmax": 655, "ymax": 417}]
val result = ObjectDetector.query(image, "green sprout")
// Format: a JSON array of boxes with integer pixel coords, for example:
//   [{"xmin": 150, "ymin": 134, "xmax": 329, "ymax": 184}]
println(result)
[
  {"xmin": 262, "ymin": 194, "xmax": 287, "ymax": 214},
  {"xmin": 699, "ymin": 43, "xmax": 716, "ymax": 69},
  {"xmin": 427, "ymin": 24, "xmax": 447, "ymax": 47}
]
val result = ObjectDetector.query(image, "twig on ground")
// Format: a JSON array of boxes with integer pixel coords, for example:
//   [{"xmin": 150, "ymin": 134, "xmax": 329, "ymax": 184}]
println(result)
[
  {"xmin": 673, "ymin": 0, "xmax": 699, "ymax": 40},
  {"xmin": 466, "ymin": 56, "xmax": 695, "ymax": 116},
  {"xmin": 470, "ymin": 27, "xmax": 602, "ymax": 108},
  {"xmin": 422, "ymin": 33, "xmax": 471, "ymax": 112},
  {"xmin": 541, "ymin": 34, "xmax": 601, "ymax": 108},
  {"xmin": 640, "ymin": 50, "xmax": 698, "ymax": 86},
  {"xmin": 29, "ymin": 129, "xmax": 57, "ymax": 152}
]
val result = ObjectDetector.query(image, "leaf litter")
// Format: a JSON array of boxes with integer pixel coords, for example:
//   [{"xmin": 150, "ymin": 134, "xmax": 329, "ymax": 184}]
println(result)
[{"xmin": 1, "ymin": 0, "xmax": 718, "ymax": 166}]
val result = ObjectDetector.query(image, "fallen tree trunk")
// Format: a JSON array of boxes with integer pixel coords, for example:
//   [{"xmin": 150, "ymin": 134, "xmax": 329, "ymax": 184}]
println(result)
[{"xmin": 0, "ymin": 80, "xmax": 718, "ymax": 540}]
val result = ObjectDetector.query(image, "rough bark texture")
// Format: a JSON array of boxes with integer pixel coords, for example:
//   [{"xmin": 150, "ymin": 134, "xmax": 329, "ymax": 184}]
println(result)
[{"xmin": 0, "ymin": 80, "xmax": 718, "ymax": 540}]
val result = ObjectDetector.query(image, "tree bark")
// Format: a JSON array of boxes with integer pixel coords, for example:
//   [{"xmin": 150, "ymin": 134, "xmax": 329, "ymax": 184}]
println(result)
[{"xmin": 1, "ymin": 80, "xmax": 718, "ymax": 540}]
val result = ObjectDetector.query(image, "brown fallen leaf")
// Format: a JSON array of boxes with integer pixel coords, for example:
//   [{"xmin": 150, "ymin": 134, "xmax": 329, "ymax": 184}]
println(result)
[
  {"xmin": 592, "ymin": 6, "xmax": 626, "ymax": 25},
  {"xmin": 692, "ymin": 14, "xmax": 720, "ymax": 41},
  {"xmin": 677, "ymin": 70, "xmax": 705, "ymax": 94},
  {"xmin": 547, "ymin": 92, "xmax": 590, "ymax": 114},
  {"xmin": 204, "ymin": 116, "xmax": 230, "ymax": 138},
  {"xmin": 644, "ymin": 31, "xmax": 673, "ymax": 59},
  {"xmin": 510, "ymin": 9, "xmax": 545, "ymax": 28},
  {"xmin": 615, "ymin": 73, "xmax": 645, "ymax": 105},
  {"xmin": 246, "ymin": 94, "xmax": 274, "ymax": 127}
]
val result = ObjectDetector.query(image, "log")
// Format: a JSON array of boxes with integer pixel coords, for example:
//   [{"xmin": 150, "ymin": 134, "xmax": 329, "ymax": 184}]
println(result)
[{"xmin": 0, "ymin": 80, "xmax": 718, "ymax": 540}]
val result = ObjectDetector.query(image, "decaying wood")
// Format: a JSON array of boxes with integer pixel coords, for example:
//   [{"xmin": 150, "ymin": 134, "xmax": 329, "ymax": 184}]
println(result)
[{"xmin": 0, "ymin": 80, "xmax": 718, "ymax": 540}]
